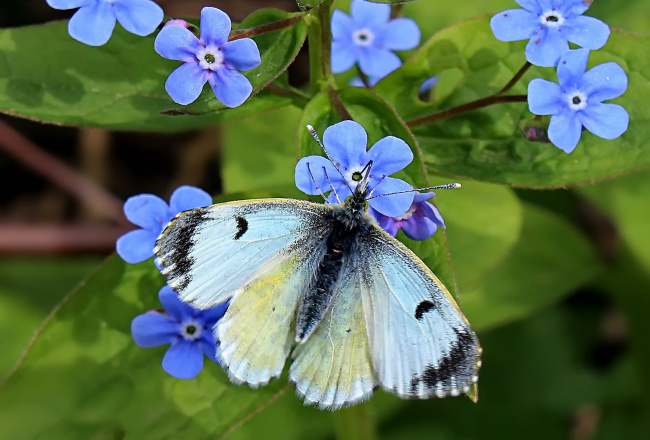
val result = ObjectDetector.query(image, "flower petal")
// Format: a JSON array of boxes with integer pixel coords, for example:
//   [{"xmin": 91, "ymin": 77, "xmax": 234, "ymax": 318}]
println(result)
[
  {"xmin": 565, "ymin": 15, "xmax": 610, "ymax": 50},
  {"xmin": 350, "ymin": 0, "xmax": 390, "ymax": 28},
  {"xmin": 123, "ymin": 194, "xmax": 170, "ymax": 231},
  {"xmin": 159, "ymin": 286, "xmax": 196, "ymax": 323},
  {"xmin": 326, "ymin": 184, "xmax": 353, "ymax": 206},
  {"xmin": 46, "ymin": 0, "xmax": 90, "ymax": 9},
  {"xmin": 322, "ymin": 120, "xmax": 369, "ymax": 170},
  {"xmin": 200, "ymin": 7, "xmax": 231, "ymax": 47},
  {"xmin": 401, "ymin": 216, "xmax": 438, "ymax": 241},
  {"xmin": 165, "ymin": 62, "xmax": 208, "ymax": 105},
  {"xmin": 369, "ymin": 208, "xmax": 399, "ymax": 236},
  {"xmin": 209, "ymin": 68, "xmax": 253, "ymax": 108},
  {"xmin": 579, "ymin": 103, "xmax": 629, "ymax": 140},
  {"xmin": 378, "ymin": 18, "xmax": 420, "ymax": 50},
  {"xmin": 580, "ymin": 62, "xmax": 627, "ymax": 102},
  {"xmin": 368, "ymin": 177, "xmax": 414, "ymax": 217},
  {"xmin": 419, "ymin": 201, "xmax": 446, "ymax": 228},
  {"xmin": 112, "ymin": 0, "xmax": 163, "ymax": 36},
  {"xmin": 169, "ymin": 186, "xmax": 212, "ymax": 215},
  {"xmin": 131, "ymin": 312, "xmax": 178, "ymax": 347},
  {"xmin": 331, "ymin": 9, "xmax": 354, "ymax": 42},
  {"xmin": 556, "ymin": 49, "xmax": 589, "ymax": 88},
  {"xmin": 514, "ymin": 0, "xmax": 542, "ymax": 12},
  {"xmin": 331, "ymin": 41, "xmax": 358, "ymax": 74},
  {"xmin": 200, "ymin": 300, "xmax": 230, "ymax": 325},
  {"xmin": 548, "ymin": 110, "xmax": 583, "ymax": 153},
  {"xmin": 116, "ymin": 229, "xmax": 158, "ymax": 263},
  {"xmin": 490, "ymin": 9, "xmax": 538, "ymax": 42},
  {"xmin": 528, "ymin": 78, "xmax": 564, "ymax": 115},
  {"xmin": 162, "ymin": 340, "xmax": 205, "ymax": 379},
  {"xmin": 358, "ymin": 47, "xmax": 401, "ymax": 77},
  {"xmin": 366, "ymin": 136, "xmax": 413, "ymax": 176},
  {"xmin": 222, "ymin": 38, "xmax": 261, "ymax": 71},
  {"xmin": 295, "ymin": 155, "xmax": 344, "ymax": 196},
  {"xmin": 200, "ymin": 334, "xmax": 218, "ymax": 362},
  {"xmin": 68, "ymin": 2, "xmax": 116, "ymax": 46},
  {"xmin": 525, "ymin": 28, "xmax": 570, "ymax": 67},
  {"xmin": 154, "ymin": 25, "xmax": 202, "ymax": 62}
]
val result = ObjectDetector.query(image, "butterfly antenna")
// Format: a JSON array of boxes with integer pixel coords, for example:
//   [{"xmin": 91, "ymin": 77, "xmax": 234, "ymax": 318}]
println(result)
[
  {"xmin": 367, "ymin": 173, "xmax": 386, "ymax": 198},
  {"xmin": 306, "ymin": 125, "xmax": 353, "ymax": 193},
  {"xmin": 367, "ymin": 183, "xmax": 462, "ymax": 200},
  {"xmin": 306, "ymin": 163, "xmax": 329, "ymax": 201},
  {"xmin": 322, "ymin": 167, "xmax": 342, "ymax": 204}
]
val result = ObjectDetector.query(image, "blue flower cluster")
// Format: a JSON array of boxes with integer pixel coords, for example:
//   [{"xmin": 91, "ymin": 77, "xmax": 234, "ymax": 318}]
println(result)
[
  {"xmin": 490, "ymin": 0, "xmax": 628, "ymax": 153},
  {"xmin": 295, "ymin": 121, "xmax": 446, "ymax": 239},
  {"xmin": 332, "ymin": 0, "xmax": 420, "ymax": 81}
]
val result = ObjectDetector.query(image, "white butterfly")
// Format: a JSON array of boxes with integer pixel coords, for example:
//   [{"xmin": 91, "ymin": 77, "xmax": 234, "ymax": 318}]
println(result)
[{"xmin": 154, "ymin": 148, "xmax": 481, "ymax": 411}]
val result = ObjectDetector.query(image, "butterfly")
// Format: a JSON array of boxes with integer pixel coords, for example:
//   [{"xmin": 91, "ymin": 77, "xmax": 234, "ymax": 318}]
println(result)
[{"xmin": 154, "ymin": 136, "xmax": 481, "ymax": 410}]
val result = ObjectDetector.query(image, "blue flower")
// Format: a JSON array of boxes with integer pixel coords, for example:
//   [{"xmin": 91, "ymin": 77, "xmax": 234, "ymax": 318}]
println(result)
[
  {"xmin": 369, "ymin": 192, "xmax": 445, "ymax": 240},
  {"xmin": 419, "ymin": 76, "xmax": 439, "ymax": 94},
  {"xmin": 131, "ymin": 286, "xmax": 228, "ymax": 379},
  {"xmin": 349, "ymin": 75, "xmax": 380, "ymax": 87},
  {"xmin": 490, "ymin": 0, "xmax": 610, "ymax": 67},
  {"xmin": 116, "ymin": 185, "xmax": 212, "ymax": 264},
  {"xmin": 46, "ymin": 0, "xmax": 163, "ymax": 46},
  {"xmin": 528, "ymin": 49, "xmax": 628, "ymax": 153},
  {"xmin": 331, "ymin": 0, "xmax": 420, "ymax": 77},
  {"xmin": 295, "ymin": 120, "xmax": 415, "ymax": 217},
  {"xmin": 154, "ymin": 7, "xmax": 261, "ymax": 107}
]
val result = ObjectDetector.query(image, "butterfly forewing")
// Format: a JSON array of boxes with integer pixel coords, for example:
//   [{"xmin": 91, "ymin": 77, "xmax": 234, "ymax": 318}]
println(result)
[
  {"xmin": 155, "ymin": 199, "xmax": 333, "ymax": 309},
  {"xmin": 358, "ymin": 226, "xmax": 481, "ymax": 399}
]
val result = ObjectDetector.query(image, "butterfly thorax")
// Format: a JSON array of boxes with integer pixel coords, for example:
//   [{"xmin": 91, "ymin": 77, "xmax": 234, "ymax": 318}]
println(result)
[{"xmin": 295, "ymin": 186, "xmax": 373, "ymax": 344}]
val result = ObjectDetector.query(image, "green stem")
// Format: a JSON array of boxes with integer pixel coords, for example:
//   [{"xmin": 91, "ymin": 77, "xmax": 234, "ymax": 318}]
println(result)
[
  {"xmin": 229, "ymin": 13, "xmax": 305, "ymax": 41},
  {"xmin": 406, "ymin": 94, "xmax": 527, "ymax": 128},
  {"xmin": 333, "ymin": 403, "xmax": 377, "ymax": 440},
  {"xmin": 306, "ymin": 0, "xmax": 335, "ymax": 95}
]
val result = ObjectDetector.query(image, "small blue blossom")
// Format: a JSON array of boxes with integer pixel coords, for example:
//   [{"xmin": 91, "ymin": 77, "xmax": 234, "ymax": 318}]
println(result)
[
  {"xmin": 295, "ymin": 120, "xmax": 415, "ymax": 218},
  {"xmin": 419, "ymin": 76, "xmax": 439, "ymax": 94},
  {"xmin": 46, "ymin": 0, "xmax": 163, "ymax": 47},
  {"xmin": 332, "ymin": 0, "xmax": 420, "ymax": 77},
  {"xmin": 131, "ymin": 286, "xmax": 227, "ymax": 379},
  {"xmin": 349, "ymin": 75, "xmax": 380, "ymax": 87},
  {"xmin": 490, "ymin": 0, "xmax": 610, "ymax": 67},
  {"xmin": 369, "ymin": 192, "xmax": 445, "ymax": 240},
  {"xmin": 116, "ymin": 185, "xmax": 212, "ymax": 264},
  {"xmin": 154, "ymin": 7, "xmax": 261, "ymax": 107},
  {"xmin": 528, "ymin": 49, "xmax": 628, "ymax": 153}
]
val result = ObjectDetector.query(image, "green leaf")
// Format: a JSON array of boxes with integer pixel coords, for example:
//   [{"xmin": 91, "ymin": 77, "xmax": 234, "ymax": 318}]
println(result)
[
  {"xmin": 0, "ymin": 257, "xmax": 338, "ymax": 440},
  {"xmin": 375, "ymin": 17, "xmax": 650, "ymax": 187},
  {"xmin": 221, "ymin": 106, "xmax": 304, "ymax": 198},
  {"xmin": 576, "ymin": 169, "xmax": 650, "ymax": 274},
  {"xmin": 434, "ymin": 179, "xmax": 523, "ymax": 292},
  {"xmin": 462, "ymin": 203, "xmax": 602, "ymax": 330},
  {"xmin": 297, "ymin": 86, "xmax": 458, "ymax": 296},
  {"xmin": 0, "ymin": 10, "xmax": 306, "ymax": 131}
]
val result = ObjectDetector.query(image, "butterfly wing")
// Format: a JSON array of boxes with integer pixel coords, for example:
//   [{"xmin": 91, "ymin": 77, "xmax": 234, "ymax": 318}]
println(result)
[
  {"xmin": 289, "ymin": 254, "xmax": 376, "ymax": 410},
  {"xmin": 155, "ymin": 199, "xmax": 332, "ymax": 309},
  {"xmin": 155, "ymin": 199, "xmax": 333, "ymax": 387},
  {"xmin": 358, "ymin": 226, "xmax": 481, "ymax": 399}
]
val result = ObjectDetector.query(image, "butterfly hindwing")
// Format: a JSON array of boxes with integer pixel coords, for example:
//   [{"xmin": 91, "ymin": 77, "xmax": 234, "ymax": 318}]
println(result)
[
  {"xmin": 155, "ymin": 199, "xmax": 332, "ymax": 309},
  {"xmin": 289, "ymin": 254, "xmax": 376, "ymax": 410},
  {"xmin": 358, "ymin": 226, "xmax": 481, "ymax": 399}
]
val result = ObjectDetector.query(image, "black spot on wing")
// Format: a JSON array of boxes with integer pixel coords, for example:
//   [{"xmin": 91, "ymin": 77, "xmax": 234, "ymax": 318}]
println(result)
[
  {"xmin": 414, "ymin": 300, "xmax": 435, "ymax": 320},
  {"xmin": 234, "ymin": 216, "xmax": 248, "ymax": 240},
  {"xmin": 157, "ymin": 207, "xmax": 210, "ymax": 292}
]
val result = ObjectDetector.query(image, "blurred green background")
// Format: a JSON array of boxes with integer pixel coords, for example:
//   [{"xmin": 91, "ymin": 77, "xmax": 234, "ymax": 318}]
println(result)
[{"xmin": 1, "ymin": 0, "xmax": 649, "ymax": 439}]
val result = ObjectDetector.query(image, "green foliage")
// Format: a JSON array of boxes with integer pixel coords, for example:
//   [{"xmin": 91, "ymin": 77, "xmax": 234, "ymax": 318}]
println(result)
[
  {"xmin": 0, "ymin": 9, "xmax": 306, "ymax": 131},
  {"xmin": 376, "ymin": 17, "xmax": 650, "ymax": 187}
]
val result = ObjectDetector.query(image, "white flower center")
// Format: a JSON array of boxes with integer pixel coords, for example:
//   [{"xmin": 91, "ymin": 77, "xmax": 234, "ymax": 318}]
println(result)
[
  {"xmin": 181, "ymin": 320, "xmax": 202, "ymax": 341},
  {"xmin": 197, "ymin": 46, "xmax": 224, "ymax": 71},
  {"xmin": 353, "ymin": 29, "xmax": 374, "ymax": 46},
  {"xmin": 395, "ymin": 205, "xmax": 416, "ymax": 221},
  {"xmin": 568, "ymin": 92, "xmax": 588, "ymax": 111},
  {"xmin": 541, "ymin": 10, "xmax": 565, "ymax": 27}
]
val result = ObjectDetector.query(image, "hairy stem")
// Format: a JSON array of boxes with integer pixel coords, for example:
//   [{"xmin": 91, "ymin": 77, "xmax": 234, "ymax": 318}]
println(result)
[
  {"xmin": 229, "ymin": 13, "xmax": 305, "ymax": 40},
  {"xmin": 306, "ymin": 0, "xmax": 335, "ymax": 94},
  {"xmin": 406, "ymin": 94, "xmax": 527, "ymax": 128},
  {"xmin": 497, "ymin": 61, "xmax": 531, "ymax": 95}
]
